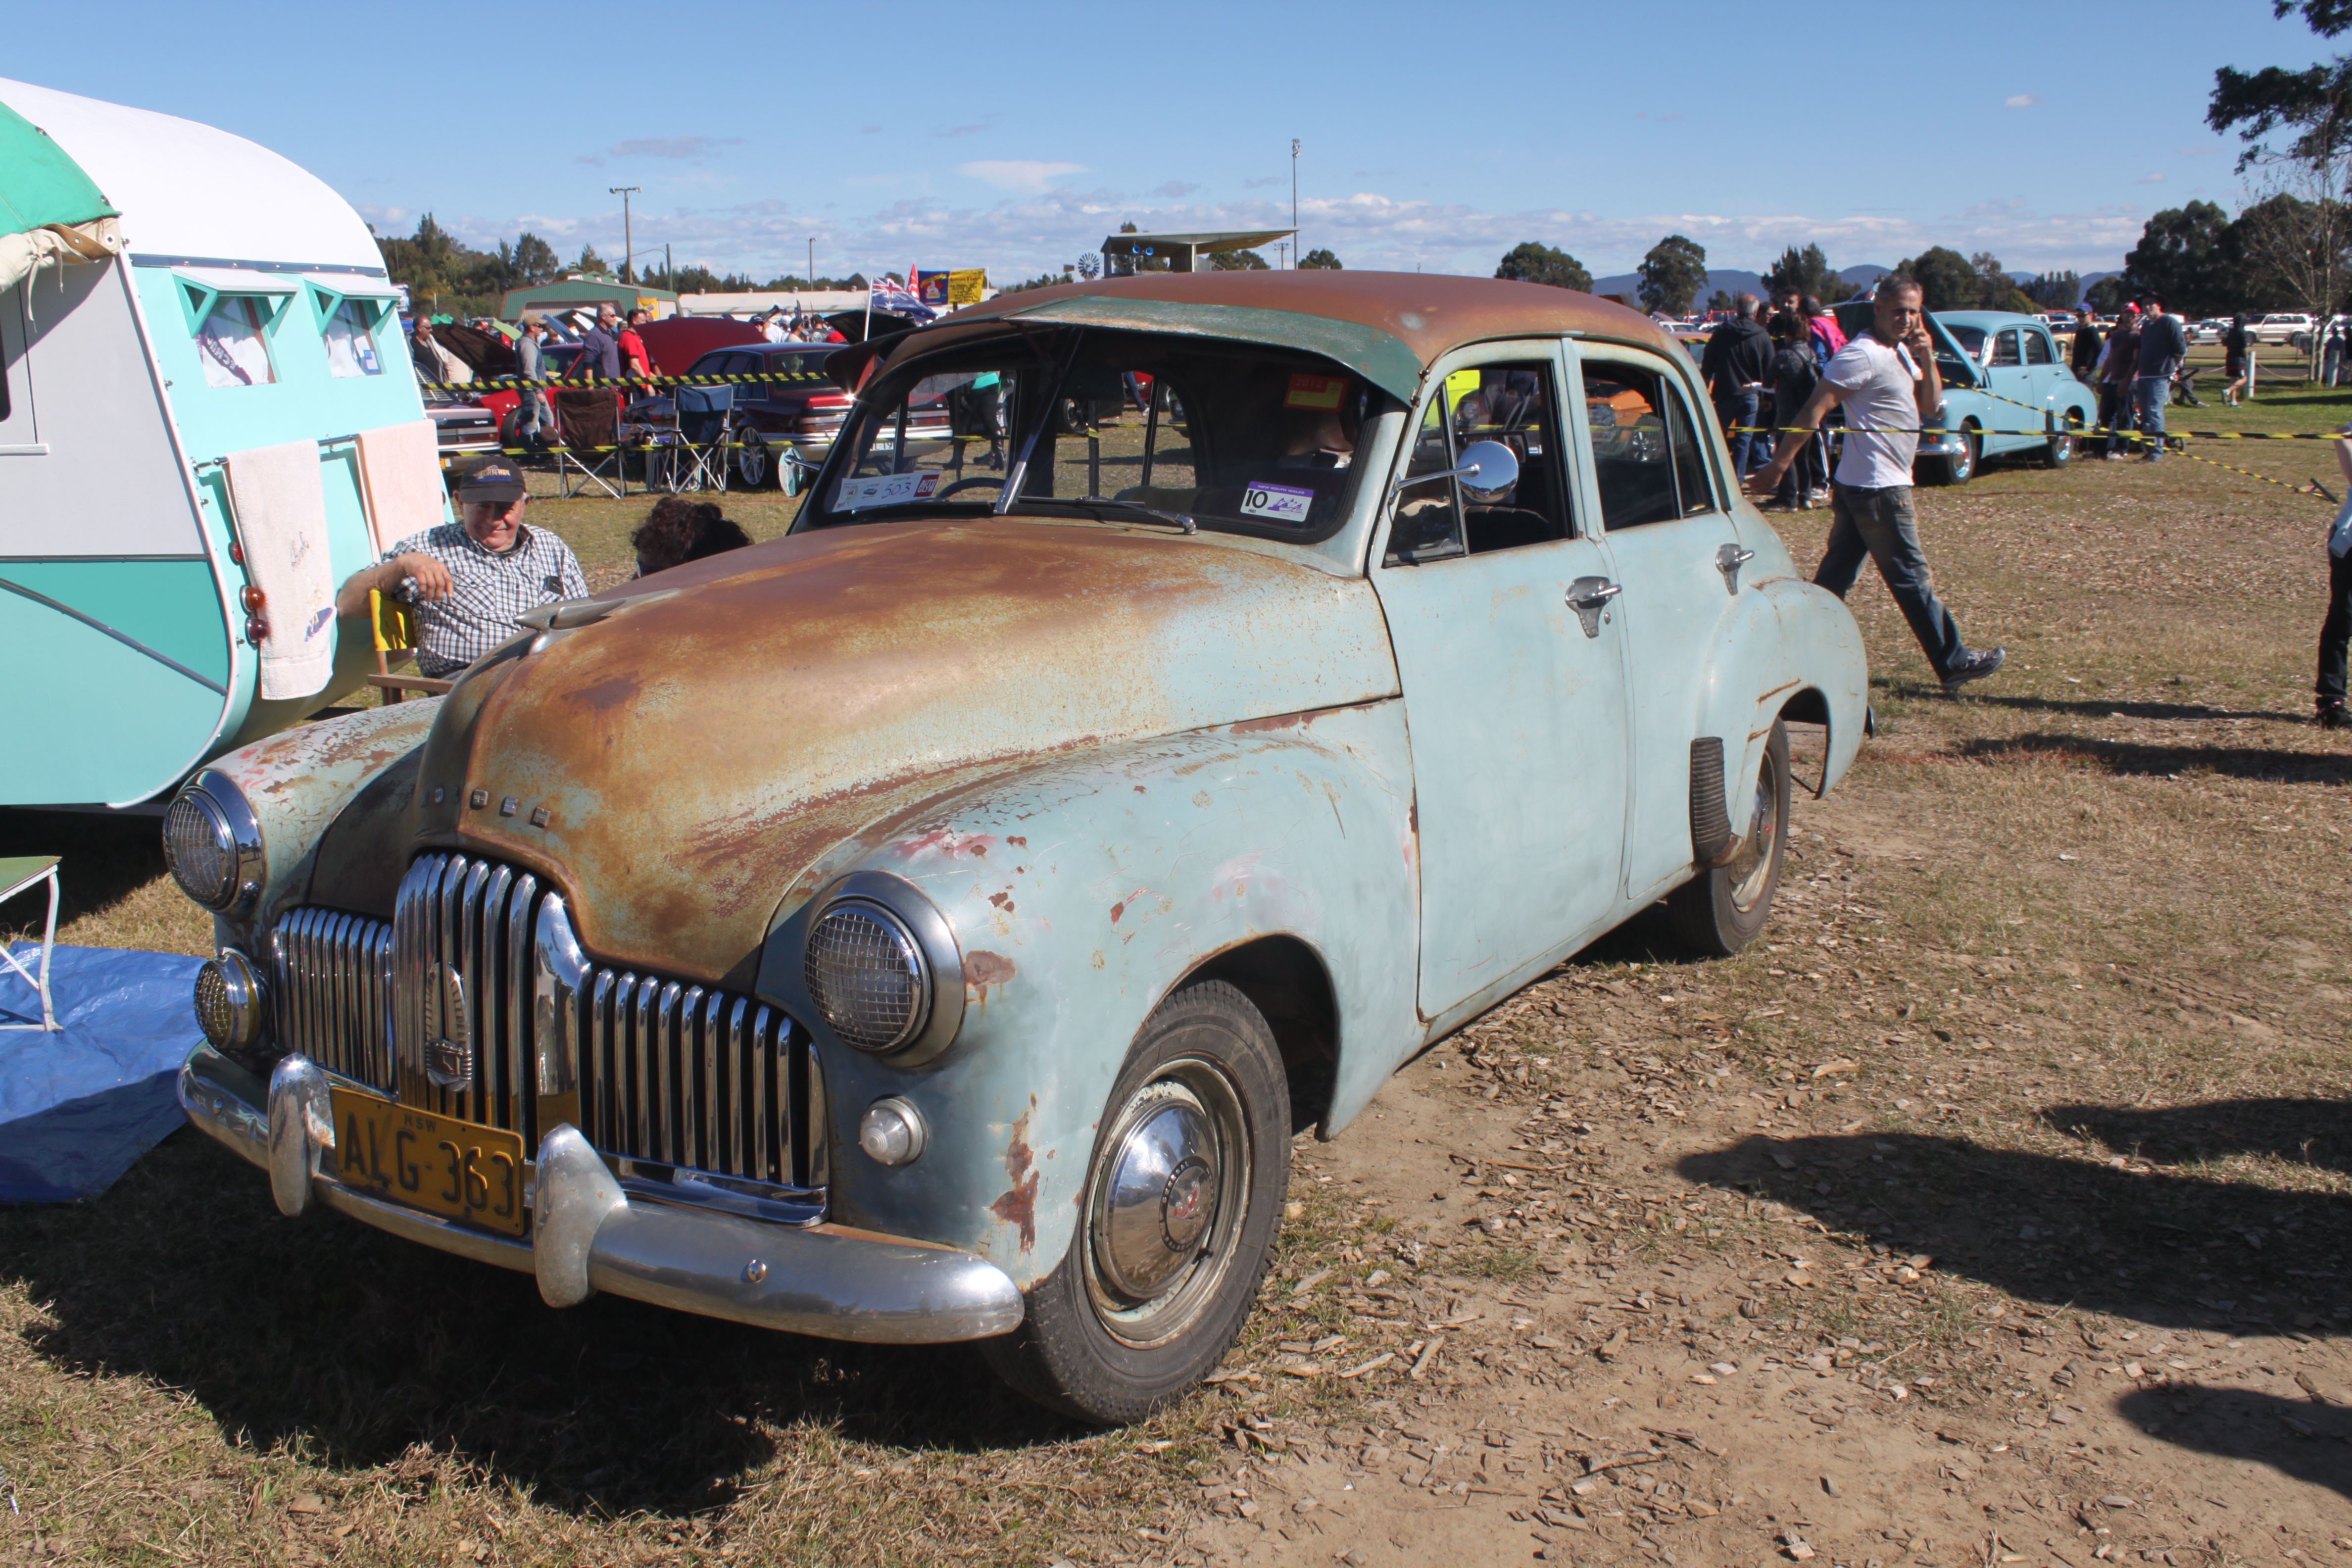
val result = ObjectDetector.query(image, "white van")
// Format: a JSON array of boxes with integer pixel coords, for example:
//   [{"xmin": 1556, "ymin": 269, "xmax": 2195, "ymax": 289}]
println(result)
[{"xmin": 2252, "ymin": 312, "xmax": 2315, "ymax": 344}]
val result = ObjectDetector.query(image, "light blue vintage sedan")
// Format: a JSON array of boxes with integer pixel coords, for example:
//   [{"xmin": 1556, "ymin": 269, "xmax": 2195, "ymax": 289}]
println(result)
[
  {"xmin": 163, "ymin": 273, "xmax": 1869, "ymax": 1423},
  {"xmin": 1834, "ymin": 302, "xmax": 2100, "ymax": 484}
]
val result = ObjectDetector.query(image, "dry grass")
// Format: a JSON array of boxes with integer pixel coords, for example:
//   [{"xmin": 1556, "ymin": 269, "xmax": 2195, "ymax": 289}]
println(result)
[{"xmin": 4, "ymin": 435, "xmax": 2349, "ymax": 1565}]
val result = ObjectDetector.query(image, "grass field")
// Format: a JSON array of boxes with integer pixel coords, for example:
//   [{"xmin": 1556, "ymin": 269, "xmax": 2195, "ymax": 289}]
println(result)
[{"xmin": 2, "ymin": 412, "xmax": 2347, "ymax": 1567}]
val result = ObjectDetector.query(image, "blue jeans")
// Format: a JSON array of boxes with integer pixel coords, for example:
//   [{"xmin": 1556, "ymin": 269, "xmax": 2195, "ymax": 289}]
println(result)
[
  {"xmin": 1718, "ymin": 391, "xmax": 1763, "ymax": 478},
  {"xmin": 2133, "ymin": 375, "xmax": 2168, "ymax": 458},
  {"xmin": 1815, "ymin": 483, "xmax": 1968, "ymax": 676}
]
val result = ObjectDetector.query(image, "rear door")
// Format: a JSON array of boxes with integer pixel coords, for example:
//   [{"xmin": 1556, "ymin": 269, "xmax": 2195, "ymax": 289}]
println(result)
[{"xmin": 1568, "ymin": 343, "xmax": 1749, "ymax": 905}]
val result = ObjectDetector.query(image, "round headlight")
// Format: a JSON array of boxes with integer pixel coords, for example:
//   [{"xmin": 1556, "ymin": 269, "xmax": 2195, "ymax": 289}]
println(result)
[
  {"xmin": 161, "ymin": 772, "xmax": 262, "ymax": 913},
  {"xmin": 193, "ymin": 948, "xmax": 266, "ymax": 1050},
  {"xmin": 804, "ymin": 899, "xmax": 929, "ymax": 1052}
]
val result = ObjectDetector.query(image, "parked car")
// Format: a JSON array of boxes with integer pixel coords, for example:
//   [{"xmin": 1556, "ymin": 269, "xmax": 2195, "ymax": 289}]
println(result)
[
  {"xmin": 2288, "ymin": 313, "xmax": 2348, "ymax": 352},
  {"xmin": 1832, "ymin": 304, "xmax": 2099, "ymax": 484},
  {"xmin": 622, "ymin": 343, "xmax": 948, "ymax": 488},
  {"xmin": 2252, "ymin": 312, "xmax": 2314, "ymax": 344},
  {"xmin": 165, "ymin": 271, "xmax": 1869, "ymax": 1424},
  {"xmin": 413, "ymin": 362, "xmax": 501, "ymax": 467}
]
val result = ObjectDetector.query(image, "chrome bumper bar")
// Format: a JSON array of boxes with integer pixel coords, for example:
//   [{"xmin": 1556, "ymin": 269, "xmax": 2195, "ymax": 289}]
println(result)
[{"xmin": 178, "ymin": 1047, "xmax": 1023, "ymax": 1345}]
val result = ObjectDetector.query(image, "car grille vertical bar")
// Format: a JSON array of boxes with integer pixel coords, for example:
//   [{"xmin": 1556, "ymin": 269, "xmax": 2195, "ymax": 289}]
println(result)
[{"xmin": 272, "ymin": 851, "xmax": 822, "ymax": 1207}]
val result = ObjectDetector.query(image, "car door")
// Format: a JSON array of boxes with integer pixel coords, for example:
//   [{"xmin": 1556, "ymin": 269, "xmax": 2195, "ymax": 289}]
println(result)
[
  {"xmin": 1568, "ymin": 344, "xmax": 1750, "ymax": 905},
  {"xmin": 1980, "ymin": 328, "xmax": 2032, "ymax": 456},
  {"xmin": 1370, "ymin": 343, "xmax": 1633, "ymax": 1021},
  {"xmin": 2020, "ymin": 325, "xmax": 2065, "ymax": 427}
]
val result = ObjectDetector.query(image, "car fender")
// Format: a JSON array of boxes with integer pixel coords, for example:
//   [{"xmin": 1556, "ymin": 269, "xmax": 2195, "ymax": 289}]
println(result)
[
  {"xmin": 753, "ymin": 701, "xmax": 1421, "ymax": 1288},
  {"xmin": 1693, "ymin": 576, "xmax": 1866, "ymax": 837},
  {"xmin": 199, "ymin": 698, "xmax": 443, "ymax": 946}
]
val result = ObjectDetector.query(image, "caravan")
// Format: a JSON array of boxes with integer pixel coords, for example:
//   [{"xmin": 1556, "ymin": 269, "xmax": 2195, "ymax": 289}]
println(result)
[{"xmin": 0, "ymin": 79, "xmax": 445, "ymax": 808}]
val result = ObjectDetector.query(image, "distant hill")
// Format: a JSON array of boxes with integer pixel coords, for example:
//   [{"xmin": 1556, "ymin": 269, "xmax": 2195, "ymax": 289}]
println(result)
[{"xmin": 1582, "ymin": 264, "xmax": 2121, "ymax": 311}]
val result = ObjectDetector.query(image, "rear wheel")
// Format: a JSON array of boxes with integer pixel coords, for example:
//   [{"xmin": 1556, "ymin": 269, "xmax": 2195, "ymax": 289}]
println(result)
[
  {"xmin": 1668, "ymin": 720, "xmax": 1790, "ymax": 957},
  {"xmin": 2042, "ymin": 409, "xmax": 2082, "ymax": 469},
  {"xmin": 735, "ymin": 435, "xmax": 776, "ymax": 490},
  {"xmin": 980, "ymin": 979, "xmax": 1288, "ymax": 1424}
]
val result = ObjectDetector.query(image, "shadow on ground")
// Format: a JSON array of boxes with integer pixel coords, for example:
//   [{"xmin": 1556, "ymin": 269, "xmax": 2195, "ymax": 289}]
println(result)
[
  {"xmin": 2043, "ymin": 1098, "xmax": 2349, "ymax": 1179},
  {"xmin": 1672, "ymin": 1111, "xmax": 2352, "ymax": 1337},
  {"xmin": 0, "ymin": 809, "xmax": 171, "ymax": 940},
  {"xmin": 1953, "ymin": 733, "xmax": 2352, "ymax": 784},
  {"xmin": 2111, "ymin": 1385, "xmax": 2352, "ymax": 1503},
  {"xmin": 0, "ymin": 1131, "xmax": 1073, "ymax": 1519}
]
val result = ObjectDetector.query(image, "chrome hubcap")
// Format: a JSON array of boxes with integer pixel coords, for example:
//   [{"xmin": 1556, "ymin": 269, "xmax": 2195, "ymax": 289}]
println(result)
[
  {"xmin": 1726, "ymin": 749, "xmax": 1780, "ymax": 912},
  {"xmin": 1084, "ymin": 1060, "xmax": 1249, "ymax": 1347}
]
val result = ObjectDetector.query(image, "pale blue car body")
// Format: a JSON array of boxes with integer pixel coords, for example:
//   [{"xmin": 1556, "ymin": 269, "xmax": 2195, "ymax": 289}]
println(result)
[{"xmin": 173, "ymin": 275, "xmax": 1869, "ymax": 1345}]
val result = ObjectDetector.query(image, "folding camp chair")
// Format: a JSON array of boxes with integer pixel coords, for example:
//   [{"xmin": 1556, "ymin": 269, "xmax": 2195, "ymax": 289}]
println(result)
[
  {"xmin": 552, "ymin": 387, "xmax": 629, "ymax": 500},
  {"xmin": 363, "ymin": 590, "xmax": 455, "ymax": 702},
  {"xmin": 0, "ymin": 855, "xmax": 61, "ymax": 1031},
  {"xmin": 668, "ymin": 383, "xmax": 735, "ymax": 493}
]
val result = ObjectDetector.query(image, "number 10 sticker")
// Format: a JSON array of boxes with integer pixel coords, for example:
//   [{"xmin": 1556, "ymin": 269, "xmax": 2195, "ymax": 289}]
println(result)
[{"xmin": 1240, "ymin": 482, "xmax": 1313, "ymax": 525}]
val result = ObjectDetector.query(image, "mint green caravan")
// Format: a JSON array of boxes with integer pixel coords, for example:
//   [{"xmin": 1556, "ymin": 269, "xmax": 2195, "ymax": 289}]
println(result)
[{"xmin": 0, "ymin": 79, "xmax": 445, "ymax": 807}]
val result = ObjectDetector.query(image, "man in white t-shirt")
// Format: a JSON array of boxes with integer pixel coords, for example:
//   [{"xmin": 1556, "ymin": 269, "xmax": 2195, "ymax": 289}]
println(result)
[{"xmin": 1744, "ymin": 278, "xmax": 2004, "ymax": 689}]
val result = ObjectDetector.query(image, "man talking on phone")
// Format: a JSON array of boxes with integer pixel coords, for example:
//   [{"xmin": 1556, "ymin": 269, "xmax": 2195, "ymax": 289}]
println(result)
[{"xmin": 1745, "ymin": 277, "xmax": 2005, "ymax": 689}]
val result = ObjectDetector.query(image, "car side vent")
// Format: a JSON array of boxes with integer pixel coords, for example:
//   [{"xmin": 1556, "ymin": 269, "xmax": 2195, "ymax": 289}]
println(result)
[{"xmin": 1689, "ymin": 737, "xmax": 1733, "ymax": 868}]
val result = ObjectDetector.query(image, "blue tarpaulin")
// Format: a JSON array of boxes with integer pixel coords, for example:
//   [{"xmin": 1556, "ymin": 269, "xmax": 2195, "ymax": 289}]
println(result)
[{"xmin": 0, "ymin": 943, "xmax": 202, "ymax": 1203}]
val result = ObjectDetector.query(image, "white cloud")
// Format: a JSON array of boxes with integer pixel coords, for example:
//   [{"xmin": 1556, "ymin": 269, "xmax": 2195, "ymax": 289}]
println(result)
[
  {"xmin": 958, "ymin": 160, "xmax": 1087, "ymax": 193},
  {"xmin": 420, "ymin": 185, "xmax": 2154, "ymax": 294},
  {"xmin": 2138, "ymin": 172, "xmax": 2166, "ymax": 184},
  {"xmin": 1153, "ymin": 180, "xmax": 1201, "ymax": 197},
  {"xmin": 2004, "ymin": 94, "xmax": 2040, "ymax": 108}
]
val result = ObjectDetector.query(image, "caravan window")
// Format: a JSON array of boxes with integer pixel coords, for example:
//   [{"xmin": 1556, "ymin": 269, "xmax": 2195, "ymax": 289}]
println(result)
[
  {"xmin": 324, "ymin": 299, "xmax": 383, "ymax": 377},
  {"xmin": 196, "ymin": 297, "xmax": 277, "ymax": 388}
]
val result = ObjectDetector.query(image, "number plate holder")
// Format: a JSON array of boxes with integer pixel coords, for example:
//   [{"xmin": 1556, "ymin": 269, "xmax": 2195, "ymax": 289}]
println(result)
[{"xmin": 327, "ymin": 1087, "xmax": 530, "ymax": 1238}]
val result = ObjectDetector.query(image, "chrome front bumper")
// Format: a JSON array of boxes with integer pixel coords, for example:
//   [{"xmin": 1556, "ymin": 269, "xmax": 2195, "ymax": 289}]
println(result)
[{"xmin": 178, "ymin": 1047, "xmax": 1023, "ymax": 1344}]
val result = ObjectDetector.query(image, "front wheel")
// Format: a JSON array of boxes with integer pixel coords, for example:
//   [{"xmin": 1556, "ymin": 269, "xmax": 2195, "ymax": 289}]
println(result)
[
  {"xmin": 1918, "ymin": 424, "xmax": 1978, "ymax": 487},
  {"xmin": 735, "ymin": 436, "xmax": 775, "ymax": 490},
  {"xmin": 980, "ymin": 979, "xmax": 1288, "ymax": 1424},
  {"xmin": 1668, "ymin": 720, "xmax": 1790, "ymax": 957}
]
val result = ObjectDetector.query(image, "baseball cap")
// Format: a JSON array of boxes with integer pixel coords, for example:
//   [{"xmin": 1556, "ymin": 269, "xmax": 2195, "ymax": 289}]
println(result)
[{"xmin": 457, "ymin": 456, "xmax": 527, "ymax": 504}]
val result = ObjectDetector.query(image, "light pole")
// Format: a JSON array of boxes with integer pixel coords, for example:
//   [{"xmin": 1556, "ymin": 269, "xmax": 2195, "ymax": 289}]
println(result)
[
  {"xmin": 1290, "ymin": 139, "xmax": 1300, "ymax": 268},
  {"xmin": 609, "ymin": 186, "xmax": 640, "ymax": 282}
]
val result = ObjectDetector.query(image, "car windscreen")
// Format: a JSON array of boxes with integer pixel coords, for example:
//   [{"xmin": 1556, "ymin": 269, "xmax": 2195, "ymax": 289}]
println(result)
[{"xmin": 800, "ymin": 328, "xmax": 1391, "ymax": 543}]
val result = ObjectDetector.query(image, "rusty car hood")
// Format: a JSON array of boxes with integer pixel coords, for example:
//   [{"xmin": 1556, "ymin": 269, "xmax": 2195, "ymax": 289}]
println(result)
[{"xmin": 396, "ymin": 522, "xmax": 1400, "ymax": 986}]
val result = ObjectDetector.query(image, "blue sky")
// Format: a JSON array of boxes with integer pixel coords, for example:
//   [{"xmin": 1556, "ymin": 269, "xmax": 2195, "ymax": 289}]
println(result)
[{"xmin": 8, "ymin": 0, "xmax": 2319, "ymax": 285}]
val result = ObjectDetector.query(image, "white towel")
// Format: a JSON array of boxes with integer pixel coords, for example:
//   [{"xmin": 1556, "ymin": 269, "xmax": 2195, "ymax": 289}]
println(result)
[
  {"xmin": 355, "ymin": 420, "xmax": 446, "ymax": 556},
  {"xmin": 225, "ymin": 440, "xmax": 335, "ymax": 701}
]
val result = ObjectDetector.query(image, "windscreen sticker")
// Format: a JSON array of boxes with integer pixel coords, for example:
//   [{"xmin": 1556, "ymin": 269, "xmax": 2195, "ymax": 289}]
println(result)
[
  {"xmin": 834, "ymin": 471, "xmax": 942, "ymax": 510},
  {"xmin": 1238, "ymin": 481, "xmax": 1315, "ymax": 525},
  {"xmin": 1283, "ymin": 373, "xmax": 1346, "ymax": 410},
  {"xmin": 1444, "ymin": 368, "xmax": 1483, "ymax": 403}
]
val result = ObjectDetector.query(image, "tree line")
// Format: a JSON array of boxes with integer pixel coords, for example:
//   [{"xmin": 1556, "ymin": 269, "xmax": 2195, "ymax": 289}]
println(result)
[
  {"xmin": 1493, "ymin": 235, "xmax": 2079, "ymax": 316},
  {"xmin": 376, "ymin": 214, "xmax": 869, "ymax": 318}
]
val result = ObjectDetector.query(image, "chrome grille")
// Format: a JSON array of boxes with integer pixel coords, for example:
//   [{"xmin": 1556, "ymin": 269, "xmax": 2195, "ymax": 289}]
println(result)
[
  {"xmin": 271, "ymin": 907, "xmax": 395, "ymax": 1090},
  {"xmin": 266, "ymin": 851, "xmax": 825, "ymax": 1196}
]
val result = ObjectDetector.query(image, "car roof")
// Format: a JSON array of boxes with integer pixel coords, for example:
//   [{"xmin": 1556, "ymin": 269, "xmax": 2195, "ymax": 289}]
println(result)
[
  {"xmin": 872, "ymin": 271, "xmax": 1673, "ymax": 403},
  {"xmin": 1936, "ymin": 310, "xmax": 2058, "ymax": 331}
]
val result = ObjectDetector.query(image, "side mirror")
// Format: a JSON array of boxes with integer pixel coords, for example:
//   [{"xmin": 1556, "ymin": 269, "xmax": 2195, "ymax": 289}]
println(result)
[
  {"xmin": 1394, "ymin": 438, "xmax": 1520, "ymax": 501},
  {"xmin": 1456, "ymin": 440, "xmax": 1520, "ymax": 502}
]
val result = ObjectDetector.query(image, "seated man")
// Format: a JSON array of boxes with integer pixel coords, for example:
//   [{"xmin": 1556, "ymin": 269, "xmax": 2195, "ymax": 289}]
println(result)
[{"xmin": 335, "ymin": 457, "xmax": 588, "ymax": 679}]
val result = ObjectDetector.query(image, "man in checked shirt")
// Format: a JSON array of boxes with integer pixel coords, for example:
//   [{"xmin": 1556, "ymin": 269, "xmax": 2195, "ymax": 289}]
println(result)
[{"xmin": 334, "ymin": 457, "xmax": 588, "ymax": 678}]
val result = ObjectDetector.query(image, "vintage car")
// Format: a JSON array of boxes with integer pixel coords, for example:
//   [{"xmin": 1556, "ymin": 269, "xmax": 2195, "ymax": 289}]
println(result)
[
  {"xmin": 163, "ymin": 272, "xmax": 1869, "ymax": 1423},
  {"xmin": 1832, "ymin": 303, "xmax": 2098, "ymax": 484}
]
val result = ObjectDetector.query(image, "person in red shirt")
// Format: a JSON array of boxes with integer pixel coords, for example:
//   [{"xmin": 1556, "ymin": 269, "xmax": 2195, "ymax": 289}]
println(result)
[{"xmin": 618, "ymin": 308, "xmax": 654, "ymax": 381}]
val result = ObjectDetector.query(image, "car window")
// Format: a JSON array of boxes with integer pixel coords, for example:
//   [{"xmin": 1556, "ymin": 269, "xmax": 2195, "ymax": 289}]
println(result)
[
  {"xmin": 2024, "ymin": 330, "xmax": 2054, "ymax": 365},
  {"xmin": 1583, "ymin": 362, "xmax": 1717, "ymax": 530},
  {"xmin": 811, "ymin": 332, "xmax": 1375, "ymax": 541},
  {"xmin": 1991, "ymin": 330, "xmax": 2022, "ymax": 367},
  {"xmin": 1380, "ymin": 359, "xmax": 1573, "ymax": 565}
]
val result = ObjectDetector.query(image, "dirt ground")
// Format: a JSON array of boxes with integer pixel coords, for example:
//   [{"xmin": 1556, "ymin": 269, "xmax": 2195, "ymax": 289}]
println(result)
[{"xmin": 3, "ymin": 421, "xmax": 2349, "ymax": 1567}]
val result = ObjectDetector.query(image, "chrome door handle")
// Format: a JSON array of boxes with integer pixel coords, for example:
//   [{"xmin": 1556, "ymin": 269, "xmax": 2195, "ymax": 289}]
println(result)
[
  {"xmin": 1566, "ymin": 577, "xmax": 1619, "ymax": 638},
  {"xmin": 1715, "ymin": 543, "xmax": 1756, "ymax": 596}
]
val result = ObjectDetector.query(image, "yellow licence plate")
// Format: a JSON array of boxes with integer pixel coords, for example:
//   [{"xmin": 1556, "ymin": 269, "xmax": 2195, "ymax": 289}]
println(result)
[{"xmin": 328, "ymin": 1088, "xmax": 530, "ymax": 1238}]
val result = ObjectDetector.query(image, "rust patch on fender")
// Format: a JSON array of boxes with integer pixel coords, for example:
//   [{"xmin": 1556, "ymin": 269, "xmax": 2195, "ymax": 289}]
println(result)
[
  {"xmin": 989, "ymin": 1103, "xmax": 1039, "ymax": 1251},
  {"xmin": 966, "ymin": 950, "xmax": 1016, "ymax": 1000},
  {"xmin": 568, "ymin": 674, "xmax": 643, "ymax": 713}
]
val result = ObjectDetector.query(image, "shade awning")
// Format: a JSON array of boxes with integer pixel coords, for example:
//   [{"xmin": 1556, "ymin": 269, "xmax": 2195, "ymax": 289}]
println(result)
[{"xmin": 0, "ymin": 96, "xmax": 116, "ymax": 238}]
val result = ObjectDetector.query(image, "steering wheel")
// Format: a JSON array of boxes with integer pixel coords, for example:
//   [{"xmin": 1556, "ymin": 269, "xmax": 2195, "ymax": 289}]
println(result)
[{"xmin": 936, "ymin": 477, "xmax": 1006, "ymax": 498}]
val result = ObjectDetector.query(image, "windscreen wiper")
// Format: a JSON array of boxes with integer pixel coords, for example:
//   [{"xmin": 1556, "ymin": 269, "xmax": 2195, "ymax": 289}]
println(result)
[{"xmin": 1072, "ymin": 495, "xmax": 1198, "ymax": 534}]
